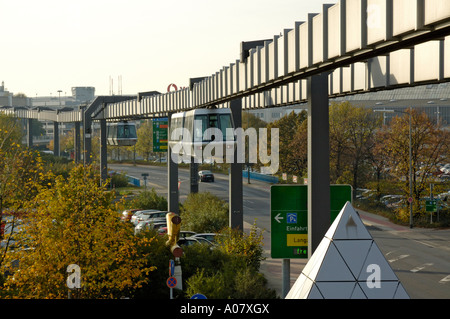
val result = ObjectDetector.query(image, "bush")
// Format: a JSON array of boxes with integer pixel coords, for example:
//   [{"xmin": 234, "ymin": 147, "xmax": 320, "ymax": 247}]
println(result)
[
  {"xmin": 110, "ymin": 173, "xmax": 130, "ymax": 188},
  {"xmin": 180, "ymin": 192, "xmax": 228, "ymax": 233},
  {"xmin": 129, "ymin": 188, "xmax": 167, "ymax": 211},
  {"xmin": 181, "ymin": 223, "xmax": 276, "ymax": 299}
]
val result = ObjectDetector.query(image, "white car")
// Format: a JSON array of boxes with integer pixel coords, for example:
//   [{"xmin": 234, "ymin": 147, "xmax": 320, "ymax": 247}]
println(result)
[
  {"xmin": 133, "ymin": 211, "xmax": 167, "ymax": 225},
  {"xmin": 130, "ymin": 210, "xmax": 162, "ymax": 225}
]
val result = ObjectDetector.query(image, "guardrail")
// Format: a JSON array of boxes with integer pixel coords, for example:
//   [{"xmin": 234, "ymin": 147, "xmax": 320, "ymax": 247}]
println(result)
[
  {"xmin": 242, "ymin": 170, "xmax": 279, "ymax": 184},
  {"xmin": 126, "ymin": 175, "xmax": 141, "ymax": 187}
]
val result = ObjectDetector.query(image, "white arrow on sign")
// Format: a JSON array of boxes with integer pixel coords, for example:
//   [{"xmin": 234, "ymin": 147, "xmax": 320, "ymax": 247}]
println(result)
[{"xmin": 275, "ymin": 213, "xmax": 284, "ymax": 224}]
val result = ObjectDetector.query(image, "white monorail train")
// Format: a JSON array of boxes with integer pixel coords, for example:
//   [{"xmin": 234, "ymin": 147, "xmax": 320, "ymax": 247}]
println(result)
[
  {"xmin": 169, "ymin": 108, "xmax": 236, "ymax": 161},
  {"xmin": 107, "ymin": 121, "xmax": 137, "ymax": 146}
]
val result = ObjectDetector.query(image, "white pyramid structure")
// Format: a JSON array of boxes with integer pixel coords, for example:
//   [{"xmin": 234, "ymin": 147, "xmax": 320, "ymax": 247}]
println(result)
[{"xmin": 286, "ymin": 202, "xmax": 410, "ymax": 299}]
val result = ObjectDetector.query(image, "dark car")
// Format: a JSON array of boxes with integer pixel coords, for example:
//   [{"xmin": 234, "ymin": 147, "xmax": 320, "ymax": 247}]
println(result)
[{"xmin": 198, "ymin": 170, "xmax": 214, "ymax": 182}]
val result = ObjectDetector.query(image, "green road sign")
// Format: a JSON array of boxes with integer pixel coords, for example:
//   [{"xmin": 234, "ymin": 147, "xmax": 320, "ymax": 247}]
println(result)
[
  {"xmin": 426, "ymin": 200, "xmax": 437, "ymax": 212},
  {"xmin": 153, "ymin": 118, "xmax": 168, "ymax": 152},
  {"xmin": 270, "ymin": 184, "xmax": 352, "ymax": 259}
]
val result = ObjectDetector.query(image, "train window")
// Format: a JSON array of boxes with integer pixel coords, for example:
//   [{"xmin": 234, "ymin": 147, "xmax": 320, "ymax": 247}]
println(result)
[
  {"xmin": 170, "ymin": 117, "xmax": 183, "ymax": 141},
  {"xmin": 209, "ymin": 115, "xmax": 218, "ymax": 128},
  {"xmin": 219, "ymin": 114, "xmax": 233, "ymax": 141},
  {"xmin": 194, "ymin": 114, "xmax": 208, "ymax": 142},
  {"xmin": 117, "ymin": 124, "xmax": 137, "ymax": 139}
]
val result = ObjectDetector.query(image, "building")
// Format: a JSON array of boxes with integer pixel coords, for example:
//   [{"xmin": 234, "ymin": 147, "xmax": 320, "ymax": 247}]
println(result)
[
  {"xmin": 250, "ymin": 83, "xmax": 450, "ymax": 126},
  {"xmin": 0, "ymin": 81, "xmax": 32, "ymax": 107}
]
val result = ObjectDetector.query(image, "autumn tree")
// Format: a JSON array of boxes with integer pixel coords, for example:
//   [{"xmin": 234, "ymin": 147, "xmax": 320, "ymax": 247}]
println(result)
[
  {"xmin": 378, "ymin": 109, "xmax": 450, "ymax": 221},
  {"xmin": 0, "ymin": 114, "xmax": 45, "ymax": 270},
  {"xmin": 329, "ymin": 102, "xmax": 381, "ymax": 192},
  {"xmin": 2, "ymin": 164, "xmax": 155, "ymax": 298},
  {"xmin": 266, "ymin": 110, "xmax": 307, "ymax": 175}
]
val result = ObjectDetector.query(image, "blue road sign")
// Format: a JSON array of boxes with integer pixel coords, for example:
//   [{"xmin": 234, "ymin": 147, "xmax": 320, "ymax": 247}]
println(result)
[
  {"xmin": 167, "ymin": 277, "xmax": 177, "ymax": 288},
  {"xmin": 287, "ymin": 213, "xmax": 298, "ymax": 224},
  {"xmin": 191, "ymin": 293, "xmax": 207, "ymax": 299},
  {"xmin": 169, "ymin": 259, "xmax": 175, "ymax": 276}
]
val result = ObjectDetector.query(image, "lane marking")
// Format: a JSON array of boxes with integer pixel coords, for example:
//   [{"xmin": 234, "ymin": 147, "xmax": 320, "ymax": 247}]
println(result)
[
  {"xmin": 439, "ymin": 275, "xmax": 450, "ymax": 284},
  {"xmin": 388, "ymin": 254, "xmax": 410, "ymax": 263},
  {"xmin": 410, "ymin": 263, "xmax": 434, "ymax": 273}
]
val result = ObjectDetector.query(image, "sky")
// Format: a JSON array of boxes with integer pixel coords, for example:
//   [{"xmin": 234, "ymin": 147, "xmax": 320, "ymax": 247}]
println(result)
[{"xmin": 0, "ymin": 0, "xmax": 336, "ymax": 98}]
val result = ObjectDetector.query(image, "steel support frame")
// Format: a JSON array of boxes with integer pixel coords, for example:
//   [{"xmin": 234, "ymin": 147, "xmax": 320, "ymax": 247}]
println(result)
[
  {"xmin": 168, "ymin": 112, "xmax": 179, "ymax": 214},
  {"xmin": 229, "ymin": 99, "xmax": 244, "ymax": 230},
  {"xmin": 100, "ymin": 118, "xmax": 108, "ymax": 184},
  {"xmin": 307, "ymin": 73, "xmax": 331, "ymax": 257},
  {"xmin": 53, "ymin": 122, "xmax": 60, "ymax": 157}
]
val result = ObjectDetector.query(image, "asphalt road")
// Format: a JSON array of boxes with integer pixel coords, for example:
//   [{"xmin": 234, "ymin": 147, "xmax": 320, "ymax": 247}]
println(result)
[{"xmin": 109, "ymin": 163, "xmax": 450, "ymax": 299}]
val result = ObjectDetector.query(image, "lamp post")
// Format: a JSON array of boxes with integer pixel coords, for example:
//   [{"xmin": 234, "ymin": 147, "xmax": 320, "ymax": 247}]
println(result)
[{"xmin": 374, "ymin": 108, "xmax": 414, "ymax": 228}]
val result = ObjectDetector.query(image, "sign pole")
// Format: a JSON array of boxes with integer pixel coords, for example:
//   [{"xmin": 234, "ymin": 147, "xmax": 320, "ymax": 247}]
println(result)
[{"xmin": 282, "ymin": 259, "xmax": 290, "ymax": 298}]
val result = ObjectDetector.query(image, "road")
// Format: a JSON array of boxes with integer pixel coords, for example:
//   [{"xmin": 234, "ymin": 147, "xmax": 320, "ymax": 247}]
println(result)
[{"xmin": 109, "ymin": 163, "xmax": 450, "ymax": 299}]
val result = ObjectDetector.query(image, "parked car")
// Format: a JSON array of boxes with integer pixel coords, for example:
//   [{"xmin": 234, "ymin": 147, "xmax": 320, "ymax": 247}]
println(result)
[
  {"xmin": 178, "ymin": 236, "xmax": 213, "ymax": 247},
  {"xmin": 135, "ymin": 221, "xmax": 167, "ymax": 235},
  {"xmin": 198, "ymin": 170, "xmax": 214, "ymax": 182},
  {"xmin": 192, "ymin": 233, "xmax": 218, "ymax": 243},
  {"xmin": 134, "ymin": 211, "xmax": 168, "ymax": 226},
  {"xmin": 121, "ymin": 209, "xmax": 140, "ymax": 222},
  {"xmin": 131, "ymin": 210, "xmax": 164, "ymax": 225},
  {"xmin": 180, "ymin": 230, "xmax": 196, "ymax": 238}
]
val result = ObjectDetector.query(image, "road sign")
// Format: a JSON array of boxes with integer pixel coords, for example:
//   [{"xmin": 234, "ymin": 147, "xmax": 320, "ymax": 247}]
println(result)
[
  {"xmin": 153, "ymin": 118, "xmax": 168, "ymax": 152},
  {"xmin": 270, "ymin": 184, "xmax": 352, "ymax": 259},
  {"xmin": 426, "ymin": 200, "xmax": 437, "ymax": 212},
  {"xmin": 167, "ymin": 276, "xmax": 177, "ymax": 288},
  {"xmin": 169, "ymin": 260, "xmax": 175, "ymax": 276},
  {"xmin": 191, "ymin": 293, "xmax": 207, "ymax": 299}
]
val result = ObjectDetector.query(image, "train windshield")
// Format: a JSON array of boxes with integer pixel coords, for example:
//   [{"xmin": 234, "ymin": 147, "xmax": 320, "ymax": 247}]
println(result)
[
  {"xmin": 219, "ymin": 114, "xmax": 234, "ymax": 141},
  {"xmin": 117, "ymin": 124, "xmax": 137, "ymax": 139},
  {"xmin": 194, "ymin": 114, "xmax": 234, "ymax": 142},
  {"xmin": 194, "ymin": 115, "xmax": 208, "ymax": 142}
]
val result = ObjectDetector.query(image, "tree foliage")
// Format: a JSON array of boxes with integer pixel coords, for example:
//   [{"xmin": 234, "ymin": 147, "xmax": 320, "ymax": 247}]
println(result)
[
  {"xmin": 376, "ymin": 109, "xmax": 450, "ymax": 220},
  {"xmin": 2, "ymin": 165, "xmax": 156, "ymax": 299},
  {"xmin": 266, "ymin": 110, "xmax": 307, "ymax": 175},
  {"xmin": 135, "ymin": 120, "xmax": 154, "ymax": 161},
  {"xmin": 180, "ymin": 192, "xmax": 228, "ymax": 233}
]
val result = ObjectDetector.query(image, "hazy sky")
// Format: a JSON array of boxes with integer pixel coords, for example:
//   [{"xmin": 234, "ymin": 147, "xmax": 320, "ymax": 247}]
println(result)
[{"xmin": 0, "ymin": 0, "xmax": 336, "ymax": 98}]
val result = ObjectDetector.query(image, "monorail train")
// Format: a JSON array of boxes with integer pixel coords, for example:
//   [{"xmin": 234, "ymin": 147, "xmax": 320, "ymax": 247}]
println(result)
[
  {"xmin": 169, "ymin": 108, "xmax": 236, "ymax": 161},
  {"xmin": 107, "ymin": 121, "xmax": 137, "ymax": 146}
]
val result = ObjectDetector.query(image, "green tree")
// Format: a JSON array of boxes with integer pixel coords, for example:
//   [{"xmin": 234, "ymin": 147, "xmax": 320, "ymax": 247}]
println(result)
[
  {"xmin": 128, "ymin": 188, "xmax": 168, "ymax": 211},
  {"xmin": 180, "ymin": 192, "xmax": 228, "ymax": 233},
  {"xmin": 135, "ymin": 120, "xmax": 154, "ymax": 161}
]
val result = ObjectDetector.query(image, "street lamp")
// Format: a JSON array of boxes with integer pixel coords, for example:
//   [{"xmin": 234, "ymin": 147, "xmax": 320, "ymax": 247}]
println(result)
[{"xmin": 374, "ymin": 108, "xmax": 414, "ymax": 228}]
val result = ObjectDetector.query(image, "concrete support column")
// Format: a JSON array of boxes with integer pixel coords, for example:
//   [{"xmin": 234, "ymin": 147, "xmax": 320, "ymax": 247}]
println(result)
[
  {"xmin": 168, "ymin": 113, "xmax": 179, "ymax": 214},
  {"xmin": 307, "ymin": 73, "xmax": 330, "ymax": 257},
  {"xmin": 74, "ymin": 122, "xmax": 81, "ymax": 163},
  {"xmin": 83, "ymin": 116, "xmax": 92, "ymax": 165},
  {"xmin": 190, "ymin": 157, "xmax": 199, "ymax": 194},
  {"xmin": 229, "ymin": 99, "xmax": 243, "ymax": 230},
  {"xmin": 53, "ymin": 122, "xmax": 60, "ymax": 157},
  {"xmin": 26, "ymin": 119, "xmax": 33, "ymax": 148},
  {"xmin": 100, "ymin": 119, "xmax": 108, "ymax": 184}
]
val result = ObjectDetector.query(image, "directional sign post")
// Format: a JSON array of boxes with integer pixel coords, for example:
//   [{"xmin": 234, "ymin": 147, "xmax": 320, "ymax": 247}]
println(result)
[
  {"xmin": 167, "ymin": 276, "xmax": 177, "ymax": 299},
  {"xmin": 153, "ymin": 118, "xmax": 168, "ymax": 152},
  {"xmin": 426, "ymin": 200, "xmax": 437, "ymax": 212},
  {"xmin": 270, "ymin": 184, "xmax": 352, "ymax": 259}
]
